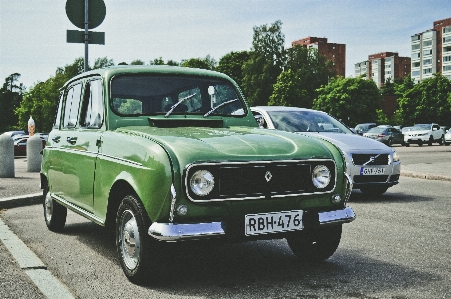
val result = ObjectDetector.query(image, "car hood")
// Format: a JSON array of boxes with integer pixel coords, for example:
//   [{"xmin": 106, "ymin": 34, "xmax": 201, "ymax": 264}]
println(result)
[
  {"xmin": 406, "ymin": 130, "xmax": 429, "ymax": 135},
  {"xmin": 296, "ymin": 132, "xmax": 392, "ymax": 152},
  {"xmin": 117, "ymin": 126, "xmax": 334, "ymax": 162}
]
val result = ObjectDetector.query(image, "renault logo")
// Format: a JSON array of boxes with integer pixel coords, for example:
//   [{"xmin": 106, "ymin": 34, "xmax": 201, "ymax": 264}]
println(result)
[{"xmin": 265, "ymin": 171, "xmax": 272, "ymax": 182}]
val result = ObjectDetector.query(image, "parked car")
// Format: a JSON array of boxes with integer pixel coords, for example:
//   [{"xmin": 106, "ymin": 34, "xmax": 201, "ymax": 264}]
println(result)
[
  {"xmin": 354, "ymin": 123, "xmax": 376, "ymax": 135},
  {"xmin": 401, "ymin": 126, "xmax": 413, "ymax": 134},
  {"xmin": 251, "ymin": 106, "xmax": 400, "ymax": 196},
  {"xmin": 445, "ymin": 129, "xmax": 451, "ymax": 146},
  {"xmin": 404, "ymin": 123, "xmax": 445, "ymax": 146},
  {"xmin": 14, "ymin": 136, "xmax": 46, "ymax": 156},
  {"xmin": 2, "ymin": 130, "xmax": 25, "ymax": 138},
  {"xmin": 363, "ymin": 126, "xmax": 405, "ymax": 146},
  {"xmin": 440, "ymin": 126, "xmax": 450, "ymax": 134},
  {"xmin": 41, "ymin": 66, "xmax": 355, "ymax": 283}
]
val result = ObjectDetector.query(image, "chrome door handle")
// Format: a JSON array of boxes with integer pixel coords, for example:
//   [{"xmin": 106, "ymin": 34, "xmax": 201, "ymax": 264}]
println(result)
[
  {"xmin": 67, "ymin": 137, "xmax": 77, "ymax": 145},
  {"xmin": 52, "ymin": 136, "xmax": 61, "ymax": 143}
]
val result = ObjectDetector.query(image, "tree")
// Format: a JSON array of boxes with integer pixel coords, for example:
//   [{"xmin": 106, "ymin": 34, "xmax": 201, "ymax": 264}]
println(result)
[
  {"xmin": 130, "ymin": 59, "xmax": 145, "ymax": 65},
  {"xmin": 241, "ymin": 20, "xmax": 285, "ymax": 105},
  {"xmin": 217, "ymin": 51, "xmax": 250, "ymax": 88},
  {"xmin": 0, "ymin": 73, "xmax": 24, "ymax": 132},
  {"xmin": 268, "ymin": 69, "xmax": 308, "ymax": 107},
  {"xmin": 269, "ymin": 46, "xmax": 334, "ymax": 108},
  {"xmin": 313, "ymin": 76, "xmax": 381, "ymax": 126},
  {"xmin": 397, "ymin": 74, "xmax": 451, "ymax": 125},
  {"xmin": 181, "ymin": 55, "xmax": 216, "ymax": 70}
]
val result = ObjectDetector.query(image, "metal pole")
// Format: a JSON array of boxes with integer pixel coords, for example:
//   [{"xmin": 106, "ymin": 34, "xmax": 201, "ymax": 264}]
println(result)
[{"xmin": 84, "ymin": 0, "xmax": 89, "ymax": 72}]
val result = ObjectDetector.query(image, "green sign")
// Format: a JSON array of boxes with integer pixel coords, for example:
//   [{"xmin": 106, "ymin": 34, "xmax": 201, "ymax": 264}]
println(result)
[
  {"xmin": 66, "ymin": 0, "xmax": 106, "ymax": 29},
  {"xmin": 67, "ymin": 30, "xmax": 105, "ymax": 44}
]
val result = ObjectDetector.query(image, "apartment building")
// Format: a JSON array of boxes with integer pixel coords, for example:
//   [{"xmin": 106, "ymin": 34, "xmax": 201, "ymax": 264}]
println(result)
[
  {"xmin": 411, "ymin": 17, "xmax": 451, "ymax": 82},
  {"xmin": 355, "ymin": 52, "xmax": 411, "ymax": 88},
  {"xmin": 291, "ymin": 37, "xmax": 346, "ymax": 77}
]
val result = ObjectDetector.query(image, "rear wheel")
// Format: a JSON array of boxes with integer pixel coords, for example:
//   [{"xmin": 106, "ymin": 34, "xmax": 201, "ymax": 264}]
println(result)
[
  {"xmin": 43, "ymin": 185, "xmax": 67, "ymax": 232},
  {"xmin": 388, "ymin": 138, "xmax": 393, "ymax": 146},
  {"xmin": 438, "ymin": 136, "xmax": 444, "ymax": 145},
  {"xmin": 286, "ymin": 225, "xmax": 342, "ymax": 263},
  {"xmin": 116, "ymin": 194, "xmax": 161, "ymax": 284},
  {"xmin": 359, "ymin": 185, "xmax": 389, "ymax": 196}
]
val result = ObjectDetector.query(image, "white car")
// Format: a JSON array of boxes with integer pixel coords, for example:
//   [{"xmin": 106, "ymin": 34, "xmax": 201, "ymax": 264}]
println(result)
[
  {"xmin": 251, "ymin": 106, "xmax": 401, "ymax": 195},
  {"xmin": 445, "ymin": 130, "xmax": 451, "ymax": 146},
  {"xmin": 404, "ymin": 123, "xmax": 445, "ymax": 146}
]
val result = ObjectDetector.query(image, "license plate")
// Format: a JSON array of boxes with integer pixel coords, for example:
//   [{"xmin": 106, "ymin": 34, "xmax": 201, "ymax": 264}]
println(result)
[
  {"xmin": 360, "ymin": 167, "xmax": 385, "ymax": 175},
  {"xmin": 245, "ymin": 210, "xmax": 303, "ymax": 236}
]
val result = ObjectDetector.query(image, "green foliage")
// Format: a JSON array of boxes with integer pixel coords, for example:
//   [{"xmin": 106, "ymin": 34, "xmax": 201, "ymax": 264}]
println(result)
[
  {"xmin": 217, "ymin": 51, "xmax": 251, "ymax": 88},
  {"xmin": 130, "ymin": 59, "xmax": 145, "ymax": 65},
  {"xmin": 397, "ymin": 74, "xmax": 451, "ymax": 125},
  {"xmin": 314, "ymin": 77, "xmax": 381, "ymax": 126},
  {"xmin": 376, "ymin": 109, "xmax": 390, "ymax": 124},
  {"xmin": 181, "ymin": 55, "xmax": 217, "ymax": 70},
  {"xmin": 0, "ymin": 73, "xmax": 24, "ymax": 132},
  {"xmin": 241, "ymin": 53, "xmax": 281, "ymax": 106},
  {"xmin": 251, "ymin": 20, "xmax": 285, "ymax": 68},
  {"xmin": 268, "ymin": 69, "xmax": 308, "ymax": 107}
]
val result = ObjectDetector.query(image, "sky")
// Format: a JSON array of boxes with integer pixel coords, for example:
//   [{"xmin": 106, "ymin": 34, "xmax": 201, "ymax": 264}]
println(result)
[{"xmin": 1, "ymin": 0, "xmax": 451, "ymax": 89}]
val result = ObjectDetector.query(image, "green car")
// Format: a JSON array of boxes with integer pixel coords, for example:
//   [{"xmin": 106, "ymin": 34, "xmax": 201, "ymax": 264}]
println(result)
[{"xmin": 41, "ymin": 65, "xmax": 355, "ymax": 283}]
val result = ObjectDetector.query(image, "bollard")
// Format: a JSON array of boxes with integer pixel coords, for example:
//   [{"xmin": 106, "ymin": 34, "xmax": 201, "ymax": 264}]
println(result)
[
  {"xmin": 0, "ymin": 134, "xmax": 15, "ymax": 177},
  {"xmin": 27, "ymin": 135, "xmax": 42, "ymax": 172}
]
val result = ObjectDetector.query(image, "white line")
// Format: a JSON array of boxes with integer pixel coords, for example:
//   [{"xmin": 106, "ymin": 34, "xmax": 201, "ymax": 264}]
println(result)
[{"xmin": 0, "ymin": 218, "xmax": 75, "ymax": 299}]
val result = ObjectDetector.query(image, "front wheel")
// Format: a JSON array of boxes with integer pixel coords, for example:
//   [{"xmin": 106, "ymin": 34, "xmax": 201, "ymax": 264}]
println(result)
[
  {"xmin": 43, "ymin": 185, "xmax": 67, "ymax": 232},
  {"xmin": 438, "ymin": 136, "xmax": 444, "ymax": 145},
  {"xmin": 116, "ymin": 194, "xmax": 161, "ymax": 284},
  {"xmin": 286, "ymin": 225, "xmax": 342, "ymax": 263},
  {"xmin": 359, "ymin": 186, "xmax": 389, "ymax": 196}
]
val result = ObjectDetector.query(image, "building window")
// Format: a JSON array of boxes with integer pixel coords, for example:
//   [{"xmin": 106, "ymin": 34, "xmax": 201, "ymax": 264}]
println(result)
[
  {"xmin": 423, "ymin": 68, "xmax": 432, "ymax": 74},
  {"xmin": 423, "ymin": 40, "xmax": 433, "ymax": 47},
  {"xmin": 412, "ymin": 71, "xmax": 420, "ymax": 77},
  {"xmin": 443, "ymin": 36, "xmax": 451, "ymax": 43},
  {"xmin": 411, "ymin": 35, "xmax": 420, "ymax": 41},
  {"xmin": 444, "ymin": 26, "xmax": 451, "ymax": 34},
  {"xmin": 423, "ymin": 59, "xmax": 432, "ymax": 65},
  {"xmin": 443, "ymin": 65, "xmax": 451, "ymax": 72},
  {"xmin": 443, "ymin": 55, "xmax": 451, "ymax": 62},
  {"xmin": 423, "ymin": 49, "xmax": 432, "ymax": 56},
  {"xmin": 411, "ymin": 53, "xmax": 421, "ymax": 59},
  {"xmin": 412, "ymin": 44, "xmax": 420, "ymax": 50}
]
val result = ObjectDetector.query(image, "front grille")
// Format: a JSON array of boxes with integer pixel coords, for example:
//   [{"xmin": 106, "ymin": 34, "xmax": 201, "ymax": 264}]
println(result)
[
  {"xmin": 185, "ymin": 160, "xmax": 336, "ymax": 202},
  {"xmin": 353, "ymin": 175, "xmax": 388, "ymax": 183},
  {"xmin": 352, "ymin": 154, "xmax": 389, "ymax": 166}
]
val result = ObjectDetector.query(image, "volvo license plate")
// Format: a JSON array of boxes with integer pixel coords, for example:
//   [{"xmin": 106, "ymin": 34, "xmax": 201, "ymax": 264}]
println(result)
[
  {"xmin": 245, "ymin": 210, "xmax": 303, "ymax": 236},
  {"xmin": 360, "ymin": 167, "xmax": 385, "ymax": 175}
]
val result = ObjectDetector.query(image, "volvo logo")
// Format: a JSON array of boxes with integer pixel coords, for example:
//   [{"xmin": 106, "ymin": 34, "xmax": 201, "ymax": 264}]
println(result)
[
  {"xmin": 363, "ymin": 154, "xmax": 381, "ymax": 166},
  {"xmin": 265, "ymin": 171, "xmax": 273, "ymax": 182}
]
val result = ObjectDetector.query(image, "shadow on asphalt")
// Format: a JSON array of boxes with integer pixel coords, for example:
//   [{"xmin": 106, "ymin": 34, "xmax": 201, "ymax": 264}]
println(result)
[{"xmin": 348, "ymin": 190, "xmax": 434, "ymax": 204}]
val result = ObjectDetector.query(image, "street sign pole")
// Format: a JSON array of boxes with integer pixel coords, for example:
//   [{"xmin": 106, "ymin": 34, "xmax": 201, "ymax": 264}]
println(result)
[{"xmin": 84, "ymin": 0, "xmax": 89, "ymax": 72}]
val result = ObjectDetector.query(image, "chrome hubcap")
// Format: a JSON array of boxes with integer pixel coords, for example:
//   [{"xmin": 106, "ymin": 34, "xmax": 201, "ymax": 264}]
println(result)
[
  {"xmin": 45, "ymin": 192, "xmax": 53, "ymax": 221},
  {"xmin": 120, "ymin": 210, "xmax": 140, "ymax": 270}
]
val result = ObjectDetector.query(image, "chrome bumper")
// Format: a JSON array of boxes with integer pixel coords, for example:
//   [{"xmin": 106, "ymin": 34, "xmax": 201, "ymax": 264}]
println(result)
[{"xmin": 148, "ymin": 207, "xmax": 356, "ymax": 241}]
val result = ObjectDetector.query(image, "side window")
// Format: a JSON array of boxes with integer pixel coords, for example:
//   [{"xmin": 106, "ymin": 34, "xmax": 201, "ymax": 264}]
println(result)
[
  {"xmin": 80, "ymin": 79, "xmax": 104, "ymax": 128},
  {"xmin": 53, "ymin": 91, "xmax": 64, "ymax": 129},
  {"xmin": 63, "ymin": 83, "xmax": 82, "ymax": 128}
]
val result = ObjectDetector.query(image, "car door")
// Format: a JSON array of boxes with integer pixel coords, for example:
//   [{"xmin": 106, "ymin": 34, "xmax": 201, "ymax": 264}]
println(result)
[{"xmin": 49, "ymin": 78, "xmax": 104, "ymax": 212}]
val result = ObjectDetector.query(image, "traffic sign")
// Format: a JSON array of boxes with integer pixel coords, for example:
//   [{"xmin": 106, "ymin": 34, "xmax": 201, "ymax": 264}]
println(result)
[{"xmin": 66, "ymin": 0, "xmax": 106, "ymax": 29}]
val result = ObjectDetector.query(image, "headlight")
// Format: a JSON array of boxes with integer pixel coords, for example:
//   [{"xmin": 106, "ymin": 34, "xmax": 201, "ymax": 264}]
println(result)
[
  {"xmin": 392, "ymin": 150, "xmax": 399, "ymax": 162},
  {"xmin": 190, "ymin": 170, "xmax": 215, "ymax": 196},
  {"xmin": 312, "ymin": 165, "xmax": 331, "ymax": 189}
]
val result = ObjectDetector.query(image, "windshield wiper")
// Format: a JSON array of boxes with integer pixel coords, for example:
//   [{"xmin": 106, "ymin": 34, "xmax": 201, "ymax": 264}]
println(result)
[
  {"xmin": 165, "ymin": 93, "xmax": 197, "ymax": 118},
  {"xmin": 204, "ymin": 99, "xmax": 239, "ymax": 117}
]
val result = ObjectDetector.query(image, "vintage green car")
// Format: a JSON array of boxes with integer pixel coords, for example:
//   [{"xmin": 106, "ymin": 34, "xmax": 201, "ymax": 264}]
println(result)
[{"xmin": 41, "ymin": 65, "xmax": 355, "ymax": 283}]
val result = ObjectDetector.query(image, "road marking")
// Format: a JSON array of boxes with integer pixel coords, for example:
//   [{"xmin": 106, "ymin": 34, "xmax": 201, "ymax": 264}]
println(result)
[{"xmin": 0, "ymin": 218, "xmax": 75, "ymax": 299}]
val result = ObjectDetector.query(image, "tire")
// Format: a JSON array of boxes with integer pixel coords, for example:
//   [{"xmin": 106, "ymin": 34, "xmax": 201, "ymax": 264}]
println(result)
[
  {"xmin": 418, "ymin": 140, "xmax": 423, "ymax": 147},
  {"xmin": 116, "ymin": 194, "xmax": 161, "ymax": 284},
  {"xmin": 405, "ymin": 143, "xmax": 410, "ymax": 147},
  {"xmin": 359, "ymin": 186, "xmax": 389, "ymax": 196},
  {"xmin": 43, "ymin": 185, "xmax": 67, "ymax": 232},
  {"xmin": 438, "ymin": 136, "xmax": 444, "ymax": 145},
  {"xmin": 286, "ymin": 225, "xmax": 342, "ymax": 263},
  {"xmin": 428, "ymin": 136, "xmax": 433, "ymax": 146},
  {"xmin": 445, "ymin": 142, "xmax": 450, "ymax": 146},
  {"xmin": 388, "ymin": 138, "xmax": 393, "ymax": 146}
]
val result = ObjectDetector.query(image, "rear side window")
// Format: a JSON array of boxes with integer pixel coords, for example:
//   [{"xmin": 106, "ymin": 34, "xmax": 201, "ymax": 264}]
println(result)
[
  {"xmin": 80, "ymin": 79, "xmax": 104, "ymax": 128},
  {"xmin": 63, "ymin": 83, "xmax": 82, "ymax": 128},
  {"xmin": 53, "ymin": 91, "xmax": 63, "ymax": 129}
]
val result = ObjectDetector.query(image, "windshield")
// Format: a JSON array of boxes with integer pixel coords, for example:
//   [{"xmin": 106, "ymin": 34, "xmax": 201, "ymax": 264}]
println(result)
[
  {"xmin": 411, "ymin": 124, "xmax": 431, "ymax": 131},
  {"xmin": 266, "ymin": 110, "xmax": 353, "ymax": 134},
  {"xmin": 110, "ymin": 74, "xmax": 246, "ymax": 117},
  {"xmin": 366, "ymin": 127, "xmax": 385, "ymax": 134}
]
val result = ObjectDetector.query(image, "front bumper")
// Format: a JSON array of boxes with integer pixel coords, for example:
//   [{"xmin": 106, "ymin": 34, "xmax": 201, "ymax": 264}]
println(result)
[{"xmin": 148, "ymin": 206, "xmax": 356, "ymax": 241}]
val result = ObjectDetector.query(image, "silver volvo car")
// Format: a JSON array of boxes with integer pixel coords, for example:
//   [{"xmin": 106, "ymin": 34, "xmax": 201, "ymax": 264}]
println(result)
[{"xmin": 251, "ymin": 106, "xmax": 401, "ymax": 195}]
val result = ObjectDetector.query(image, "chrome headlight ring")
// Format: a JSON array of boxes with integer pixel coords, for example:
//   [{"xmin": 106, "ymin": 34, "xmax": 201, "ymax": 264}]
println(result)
[
  {"xmin": 312, "ymin": 165, "xmax": 331, "ymax": 189},
  {"xmin": 190, "ymin": 170, "xmax": 215, "ymax": 196}
]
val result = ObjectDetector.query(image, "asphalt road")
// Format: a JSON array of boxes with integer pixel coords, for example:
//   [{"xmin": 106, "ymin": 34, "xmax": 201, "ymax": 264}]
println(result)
[
  {"xmin": 1, "ymin": 174, "xmax": 450, "ymax": 299},
  {"xmin": 1, "ymin": 144, "xmax": 450, "ymax": 298}
]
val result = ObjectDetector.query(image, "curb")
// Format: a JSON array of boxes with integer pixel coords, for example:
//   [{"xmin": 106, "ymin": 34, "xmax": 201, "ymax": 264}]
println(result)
[
  {"xmin": 0, "ymin": 193, "xmax": 42, "ymax": 209},
  {"xmin": 400, "ymin": 170, "xmax": 451, "ymax": 182}
]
